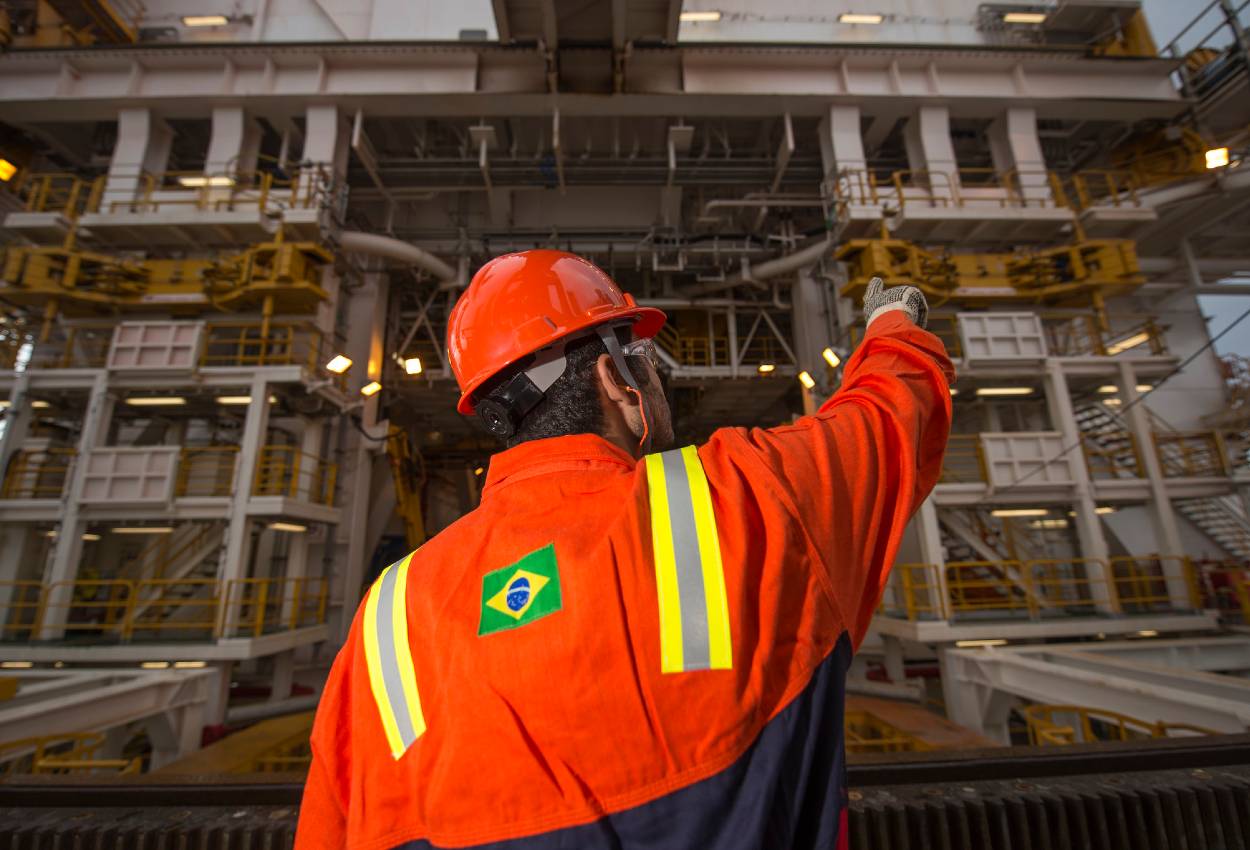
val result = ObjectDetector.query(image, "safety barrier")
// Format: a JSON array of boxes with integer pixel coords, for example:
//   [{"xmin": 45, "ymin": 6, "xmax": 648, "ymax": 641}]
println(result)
[
  {"xmin": 86, "ymin": 166, "xmax": 334, "ymax": 217},
  {"xmin": 9, "ymin": 172, "xmax": 92, "ymax": 218},
  {"xmin": 0, "ymin": 449, "xmax": 76, "ymax": 499},
  {"xmin": 0, "ymin": 576, "xmax": 328, "ymax": 642},
  {"xmin": 1153, "ymin": 431, "xmax": 1229, "ymax": 477},
  {"xmin": 1040, "ymin": 314, "xmax": 1168, "ymax": 357},
  {"xmin": 939, "ymin": 435, "xmax": 986, "ymax": 484},
  {"xmin": 1022, "ymin": 704, "xmax": 1217, "ymax": 746},
  {"xmin": 833, "ymin": 167, "xmax": 1067, "ymax": 211},
  {"xmin": 0, "ymin": 326, "xmax": 110, "ymax": 370},
  {"xmin": 175, "ymin": 447, "xmax": 239, "ymax": 498},
  {"xmin": 878, "ymin": 564, "xmax": 946, "ymax": 621},
  {"xmin": 0, "ymin": 733, "xmax": 141, "ymax": 776},
  {"xmin": 1081, "ymin": 430, "xmax": 1143, "ymax": 479},
  {"xmin": 200, "ymin": 321, "xmax": 344, "ymax": 382},
  {"xmin": 253, "ymin": 446, "xmax": 336, "ymax": 505},
  {"xmin": 879, "ymin": 556, "xmax": 1200, "ymax": 622},
  {"xmin": 844, "ymin": 711, "xmax": 931, "ymax": 754}
]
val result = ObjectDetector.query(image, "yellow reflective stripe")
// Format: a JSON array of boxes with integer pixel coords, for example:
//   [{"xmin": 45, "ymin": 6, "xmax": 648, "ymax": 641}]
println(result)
[
  {"xmin": 390, "ymin": 554, "xmax": 426, "ymax": 742},
  {"xmin": 362, "ymin": 567, "xmax": 405, "ymax": 759},
  {"xmin": 646, "ymin": 452, "xmax": 685, "ymax": 673},
  {"xmin": 681, "ymin": 445, "xmax": 732, "ymax": 670}
]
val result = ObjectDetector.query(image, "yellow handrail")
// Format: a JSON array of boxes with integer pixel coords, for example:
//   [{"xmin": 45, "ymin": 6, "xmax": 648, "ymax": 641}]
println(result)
[
  {"xmin": 1023, "ymin": 704, "xmax": 1217, "ymax": 746},
  {"xmin": 1, "ymin": 449, "xmax": 77, "ymax": 499},
  {"xmin": 253, "ymin": 445, "xmax": 336, "ymax": 505},
  {"xmin": 0, "ymin": 733, "xmax": 142, "ymax": 776},
  {"xmin": 0, "ymin": 577, "xmax": 328, "ymax": 643},
  {"xmin": 175, "ymin": 447, "xmax": 239, "ymax": 498}
]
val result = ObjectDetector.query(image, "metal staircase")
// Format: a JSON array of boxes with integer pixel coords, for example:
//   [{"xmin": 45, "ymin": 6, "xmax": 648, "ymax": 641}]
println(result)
[
  {"xmin": 118, "ymin": 522, "xmax": 227, "ymax": 631},
  {"xmin": 1074, "ymin": 401, "xmax": 1250, "ymax": 558}
]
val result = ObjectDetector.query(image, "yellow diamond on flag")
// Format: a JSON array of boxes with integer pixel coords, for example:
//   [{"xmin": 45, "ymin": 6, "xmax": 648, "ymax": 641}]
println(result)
[{"xmin": 485, "ymin": 569, "xmax": 549, "ymax": 621}]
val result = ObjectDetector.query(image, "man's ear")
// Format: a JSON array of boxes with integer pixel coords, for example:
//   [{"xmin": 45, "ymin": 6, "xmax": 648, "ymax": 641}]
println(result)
[{"xmin": 595, "ymin": 353, "xmax": 637, "ymax": 405}]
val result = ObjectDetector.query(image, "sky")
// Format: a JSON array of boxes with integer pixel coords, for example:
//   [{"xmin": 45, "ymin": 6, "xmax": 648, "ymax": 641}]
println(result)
[{"xmin": 1139, "ymin": 0, "xmax": 1250, "ymax": 358}]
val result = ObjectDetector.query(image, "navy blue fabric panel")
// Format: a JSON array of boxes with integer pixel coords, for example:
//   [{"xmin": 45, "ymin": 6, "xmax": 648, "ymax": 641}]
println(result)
[{"xmin": 398, "ymin": 633, "xmax": 851, "ymax": 850}]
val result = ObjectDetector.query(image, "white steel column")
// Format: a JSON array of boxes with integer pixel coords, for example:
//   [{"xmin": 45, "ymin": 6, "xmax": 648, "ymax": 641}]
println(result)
[
  {"xmin": 1043, "ymin": 360, "xmax": 1117, "ymax": 613},
  {"xmin": 987, "ymin": 107, "xmax": 1053, "ymax": 205},
  {"xmin": 0, "ymin": 371, "xmax": 32, "ymax": 475},
  {"xmin": 204, "ymin": 107, "xmax": 263, "ymax": 179},
  {"xmin": 0, "ymin": 526, "xmax": 30, "ymax": 632},
  {"xmin": 101, "ymin": 108, "xmax": 174, "ymax": 210},
  {"xmin": 330, "ymin": 271, "xmax": 388, "ymax": 641},
  {"xmin": 300, "ymin": 105, "xmax": 349, "ymax": 202},
  {"xmin": 902, "ymin": 106, "xmax": 960, "ymax": 202},
  {"xmin": 218, "ymin": 375, "xmax": 271, "ymax": 614},
  {"xmin": 38, "ymin": 373, "xmax": 113, "ymax": 639},
  {"xmin": 1117, "ymin": 362, "xmax": 1191, "ymax": 608},
  {"xmin": 915, "ymin": 497, "xmax": 950, "ymax": 618},
  {"xmin": 817, "ymin": 104, "xmax": 867, "ymax": 184},
  {"xmin": 270, "ymin": 650, "xmax": 295, "ymax": 702},
  {"xmin": 792, "ymin": 266, "xmax": 831, "ymax": 381}
]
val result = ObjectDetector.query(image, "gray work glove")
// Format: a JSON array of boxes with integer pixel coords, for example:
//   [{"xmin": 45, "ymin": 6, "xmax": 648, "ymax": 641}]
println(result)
[{"xmin": 863, "ymin": 276, "xmax": 928, "ymax": 330}]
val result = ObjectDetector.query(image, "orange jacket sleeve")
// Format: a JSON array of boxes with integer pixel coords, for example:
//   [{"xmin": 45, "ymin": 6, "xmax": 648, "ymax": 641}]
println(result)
[
  {"xmin": 704, "ymin": 311, "xmax": 954, "ymax": 647},
  {"xmin": 295, "ymin": 628, "xmax": 356, "ymax": 850}
]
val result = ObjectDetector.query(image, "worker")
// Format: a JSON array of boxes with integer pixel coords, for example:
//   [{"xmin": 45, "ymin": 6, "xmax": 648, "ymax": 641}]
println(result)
[{"xmin": 295, "ymin": 250, "xmax": 953, "ymax": 850}]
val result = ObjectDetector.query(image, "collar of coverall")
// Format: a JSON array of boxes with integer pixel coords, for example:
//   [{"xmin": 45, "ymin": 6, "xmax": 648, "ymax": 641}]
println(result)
[{"xmin": 481, "ymin": 433, "xmax": 638, "ymax": 495}]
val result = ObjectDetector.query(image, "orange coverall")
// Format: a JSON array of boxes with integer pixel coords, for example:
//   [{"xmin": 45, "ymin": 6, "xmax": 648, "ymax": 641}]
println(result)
[{"xmin": 296, "ymin": 311, "xmax": 953, "ymax": 849}]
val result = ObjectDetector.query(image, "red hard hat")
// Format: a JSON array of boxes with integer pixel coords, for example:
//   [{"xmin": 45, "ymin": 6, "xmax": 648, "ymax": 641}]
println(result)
[{"xmin": 448, "ymin": 250, "xmax": 666, "ymax": 415}]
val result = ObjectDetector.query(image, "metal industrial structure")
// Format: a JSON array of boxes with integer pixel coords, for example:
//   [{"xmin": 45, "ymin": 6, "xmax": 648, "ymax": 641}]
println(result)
[{"xmin": 0, "ymin": 0, "xmax": 1248, "ymax": 785}]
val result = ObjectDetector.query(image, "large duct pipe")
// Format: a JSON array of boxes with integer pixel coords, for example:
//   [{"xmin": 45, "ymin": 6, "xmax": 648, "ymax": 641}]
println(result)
[
  {"xmin": 339, "ymin": 231, "xmax": 459, "ymax": 285},
  {"xmin": 226, "ymin": 694, "xmax": 319, "ymax": 725},
  {"xmin": 691, "ymin": 237, "xmax": 835, "ymax": 297}
]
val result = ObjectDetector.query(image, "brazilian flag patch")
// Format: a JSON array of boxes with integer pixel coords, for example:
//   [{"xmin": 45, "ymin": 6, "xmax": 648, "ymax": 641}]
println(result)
[{"xmin": 478, "ymin": 543, "xmax": 563, "ymax": 636}]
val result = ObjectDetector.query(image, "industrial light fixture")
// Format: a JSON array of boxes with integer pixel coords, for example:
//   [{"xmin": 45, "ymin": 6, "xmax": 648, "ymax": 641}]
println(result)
[
  {"xmin": 181, "ymin": 14, "xmax": 230, "ymax": 26},
  {"xmin": 838, "ymin": 12, "xmax": 884, "ymax": 24},
  {"xmin": 0, "ymin": 661, "xmax": 33, "ymax": 669},
  {"xmin": 1103, "ymin": 398, "xmax": 1122, "ymax": 406},
  {"xmin": 217, "ymin": 395, "xmax": 277, "ymax": 405},
  {"xmin": 125, "ymin": 397, "xmax": 187, "ymax": 407},
  {"xmin": 679, "ymin": 10, "xmax": 722, "ymax": 22},
  {"xmin": 955, "ymin": 639, "xmax": 1008, "ymax": 648},
  {"xmin": 0, "ymin": 159, "xmax": 16, "ymax": 182},
  {"xmin": 82, "ymin": 533, "xmax": 101, "ymax": 541},
  {"xmin": 1206, "ymin": 147, "xmax": 1230, "ymax": 169},
  {"xmin": 174, "ymin": 660, "xmax": 207, "ymax": 668},
  {"xmin": 1097, "ymin": 384, "xmax": 1154, "ymax": 394},
  {"xmin": 269, "ymin": 521, "xmax": 307, "ymax": 533},
  {"xmin": 822, "ymin": 347, "xmax": 842, "ymax": 368},
  {"xmin": 113, "ymin": 526, "xmax": 174, "ymax": 535},
  {"xmin": 140, "ymin": 661, "xmax": 171, "ymax": 669},
  {"xmin": 1002, "ymin": 11, "xmax": 1048, "ymax": 24},
  {"xmin": 325, "ymin": 354, "xmax": 352, "ymax": 374},
  {"xmin": 798, "ymin": 370, "xmax": 816, "ymax": 390},
  {"xmin": 30, "ymin": 400, "xmax": 50, "ymax": 409},
  {"xmin": 176, "ymin": 175, "xmax": 234, "ymax": 188},
  {"xmin": 976, "ymin": 386, "xmax": 1033, "ymax": 397},
  {"xmin": 758, "ymin": 363, "xmax": 776, "ymax": 374},
  {"xmin": 404, "ymin": 356, "xmax": 423, "ymax": 376},
  {"xmin": 43, "ymin": 530, "xmax": 57, "ymax": 538},
  {"xmin": 991, "ymin": 508, "xmax": 1049, "ymax": 517},
  {"xmin": 1030, "ymin": 518, "xmax": 1069, "ymax": 529},
  {"xmin": 1095, "ymin": 506, "xmax": 1117, "ymax": 514},
  {"xmin": 360, "ymin": 381, "xmax": 382, "ymax": 397},
  {"xmin": 1136, "ymin": 629, "xmax": 1159, "ymax": 637},
  {"xmin": 1104, "ymin": 331, "xmax": 1150, "ymax": 355},
  {"xmin": 949, "ymin": 387, "xmax": 959, "ymax": 396},
  {"xmin": 474, "ymin": 466, "xmax": 485, "ymax": 476}
]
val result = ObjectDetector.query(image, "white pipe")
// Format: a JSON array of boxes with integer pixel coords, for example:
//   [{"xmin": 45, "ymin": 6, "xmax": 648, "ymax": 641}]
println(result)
[
  {"xmin": 226, "ymin": 694, "xmax": 319, "ymax": 725},
  {"xmin": 1135, "ymin": 167, "xmax": 1250, "ymax": 211},
  {"xmin": 339, "ymin": 231, "xmax": 459, "ymax": 285},
  {"xmin": 692, "ymin": 237, "xmax": 834, "ymax": 297}
]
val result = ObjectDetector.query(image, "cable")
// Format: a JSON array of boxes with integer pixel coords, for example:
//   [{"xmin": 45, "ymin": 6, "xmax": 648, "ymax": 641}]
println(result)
[{"xmin": 980, "ymin": 304, "xmax": 1250, "ymax": 498}]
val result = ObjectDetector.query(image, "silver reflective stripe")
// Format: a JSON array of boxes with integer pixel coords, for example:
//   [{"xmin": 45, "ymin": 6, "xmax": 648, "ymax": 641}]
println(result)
[
  {"xmin": 374, "ymin": 563, "xmax": 419, "ymax": 749},
  {"xmin": 660, "ymin": 448, "xmax": 713, "ymax": 670}
]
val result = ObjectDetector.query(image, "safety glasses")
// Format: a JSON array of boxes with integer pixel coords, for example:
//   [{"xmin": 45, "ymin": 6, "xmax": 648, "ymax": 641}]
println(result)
[{"xmin": 622, "ymin": 337, "xmax": 661, "ymax": 370}]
